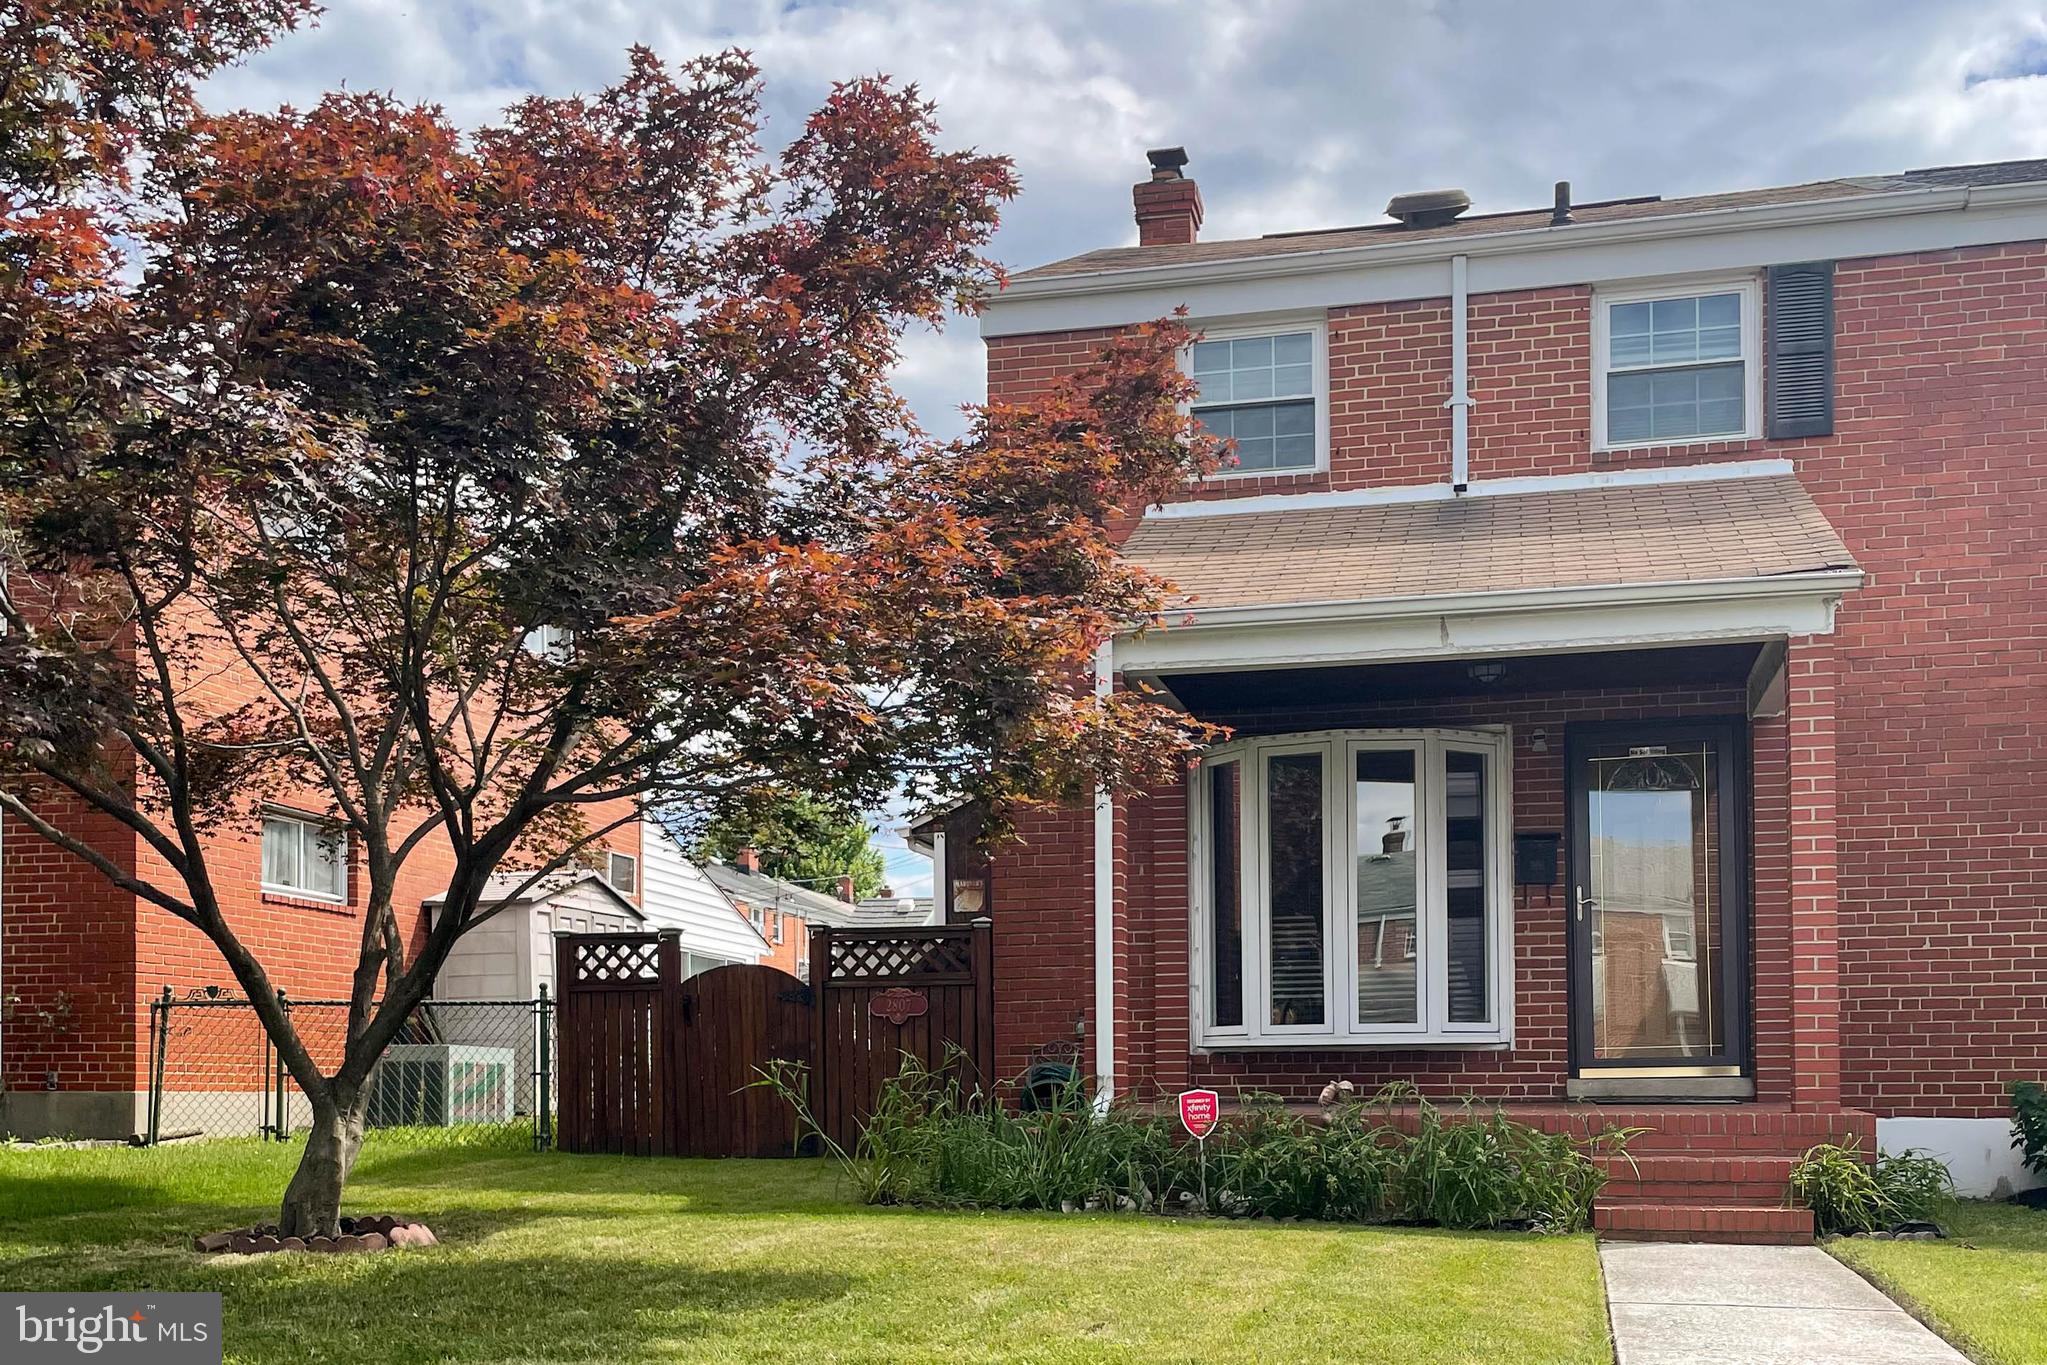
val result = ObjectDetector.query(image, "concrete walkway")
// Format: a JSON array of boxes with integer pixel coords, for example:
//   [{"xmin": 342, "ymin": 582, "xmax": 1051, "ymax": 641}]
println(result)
[{"xmin": 1600, "ymin": 1242, "xmax": 1968, "ymax": 1364}]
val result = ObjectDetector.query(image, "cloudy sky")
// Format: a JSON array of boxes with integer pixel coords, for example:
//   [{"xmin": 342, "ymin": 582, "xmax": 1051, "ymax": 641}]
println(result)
[{"xmin": 208, "ymin": 0, "xmax": 2047, "ymax": 894}]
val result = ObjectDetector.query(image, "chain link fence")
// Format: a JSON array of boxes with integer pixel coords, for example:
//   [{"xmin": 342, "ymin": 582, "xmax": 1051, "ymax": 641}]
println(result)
[{"xmin": 144, "ymin": 988, "xmax": 555, "ymax": 1150}]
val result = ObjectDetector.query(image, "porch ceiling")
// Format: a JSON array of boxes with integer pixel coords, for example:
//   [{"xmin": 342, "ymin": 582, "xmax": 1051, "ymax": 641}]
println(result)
[
  {"xmin": 1122, "ymin": 475, "xmax": 1855, "ymax": 614},
  {"xmin": 1161, "ymin": 643, "xmax": 1761, "ymax": 719}
]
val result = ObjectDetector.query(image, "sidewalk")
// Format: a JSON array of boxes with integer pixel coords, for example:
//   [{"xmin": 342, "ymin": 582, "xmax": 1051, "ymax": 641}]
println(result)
[{"xmin": 1600, "ymin": 1242, "xmax": 1968, "ymax": 1365}]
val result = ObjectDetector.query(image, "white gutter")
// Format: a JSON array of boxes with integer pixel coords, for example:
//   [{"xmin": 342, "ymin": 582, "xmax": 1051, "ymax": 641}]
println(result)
[
  {"xmin": 1091, "ymin": 640, "xmax": 1116, "ymax": 1104},
  {"xmin": 988, "ymin": 182, "xmax": 2036, "ymax": 307},
  {"xmin": 1446, "ymin": 254, "xmax": 1472, "ymax": 491},
  {"xmin": 1143, "ymin": 455, "xmax": 1796, "ymax": 521},
  {"xmin": 1140, "ymin": 567, "xmax": 1866, "ymax": 634}
]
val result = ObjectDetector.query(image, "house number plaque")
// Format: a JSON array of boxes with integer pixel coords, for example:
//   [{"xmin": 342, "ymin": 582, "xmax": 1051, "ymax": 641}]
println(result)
[{"xmin": 869, "ymin": 988, "xmax": 929, "ymax": 1025}]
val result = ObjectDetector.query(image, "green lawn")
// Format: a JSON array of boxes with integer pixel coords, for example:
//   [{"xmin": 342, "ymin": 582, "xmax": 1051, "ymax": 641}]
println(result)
[
  {"xmin": 0, "ymin": 1134, "xmax": 1612, "ymax": 1363},
  {"xmin": 1829, "ymin": 1200, "xmax": 2047, "ymax": 1365}
]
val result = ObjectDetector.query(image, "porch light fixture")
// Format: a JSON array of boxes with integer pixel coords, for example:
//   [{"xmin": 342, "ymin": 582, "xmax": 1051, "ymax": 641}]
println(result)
[{"xmin": 1466, "ymin": 661, "xmax": 1508, "ymax": 685}]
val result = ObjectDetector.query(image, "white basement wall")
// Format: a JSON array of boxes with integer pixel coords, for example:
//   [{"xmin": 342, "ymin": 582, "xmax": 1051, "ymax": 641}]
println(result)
[{"xmin": 1877, "ymin": 1117, "xmax": 2042, "ymax": 1199}]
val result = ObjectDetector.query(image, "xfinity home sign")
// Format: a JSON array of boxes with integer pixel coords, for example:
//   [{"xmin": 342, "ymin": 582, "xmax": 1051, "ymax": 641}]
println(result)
[{"xmin": 4, "ymin": 1293, "xmax": 220, "ymax": 1362}]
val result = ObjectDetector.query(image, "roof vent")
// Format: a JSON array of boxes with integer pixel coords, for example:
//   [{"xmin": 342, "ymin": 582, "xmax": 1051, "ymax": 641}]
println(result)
[{"xmin": 1385, "ymin": 188, "xmax": 1471, "ymax": 229}]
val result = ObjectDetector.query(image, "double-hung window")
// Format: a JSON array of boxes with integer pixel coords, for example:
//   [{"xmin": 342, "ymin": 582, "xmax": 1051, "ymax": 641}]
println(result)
[
  {"xmin": 1192, "ymin": 729, "xmax": 1512, "ymax": 1047},
  {"xmin": 1189, "ymin": 324, "xmax": 1325, "ymax": 475},
  {"xmin": 1594, "ymin": 279, "xmax": 1759, "ymax": 449},
  {"xmin": 606, "ymin": 851, "xmax": 638, "ymax": 896},
  {"xmin": 261, "ymin": 810, "xmax": 348, "ymax": 902}
]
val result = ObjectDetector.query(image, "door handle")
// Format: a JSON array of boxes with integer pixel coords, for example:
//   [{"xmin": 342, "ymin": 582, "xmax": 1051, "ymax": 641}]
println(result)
[{"xmin": 1575, "ymin": 886, "xmax": 1597, "ymax": 922}]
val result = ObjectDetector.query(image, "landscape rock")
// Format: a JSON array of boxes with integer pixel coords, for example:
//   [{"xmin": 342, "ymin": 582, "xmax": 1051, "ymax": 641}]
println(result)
[{"xmin": 193, "ymin": 1232, "xmax": 234, "ymax": 1253}]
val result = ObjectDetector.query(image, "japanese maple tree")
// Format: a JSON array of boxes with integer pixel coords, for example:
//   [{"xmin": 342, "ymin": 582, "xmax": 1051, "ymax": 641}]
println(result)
[{"xmin": 0, "ymin": 3, "xmax": 1220, "ymax": 1233}]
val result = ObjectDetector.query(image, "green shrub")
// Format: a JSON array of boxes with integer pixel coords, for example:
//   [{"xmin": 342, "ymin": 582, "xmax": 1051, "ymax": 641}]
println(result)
[
  {"xmin": 1790, "ymin": 1142, "xmax": 1891, "ymax": 1235},
  {"xmin": 759, "ymin": 1059, "xmax": 1630, "ymax": 1232},
  {"xmin": 2011, "ymin": 1080, "xmax": 2047, "ymax": 1178},
  {"xmin": 1790, "ymin": 1140, "xmax": 1953, "ymax": 1235},
  {"xmin": 1873, "ymin": 1147, "xmax": 1954, "ymax": 1223}
]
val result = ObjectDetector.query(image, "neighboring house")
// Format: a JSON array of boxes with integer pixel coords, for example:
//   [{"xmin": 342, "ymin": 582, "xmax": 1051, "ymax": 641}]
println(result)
[
  {"xmin": 428, "ymin": 818, "xmax": 769, "ymax": 1004},
  {"xmin": 637, "ymin": 820, "xmax": 776, "ymax": 976},
  {"xmin": 853, "ymin": 893, "xmax": 942, "ymax": 930},
  {"xmin": 977, "ymin": 150, "xmax": 2047, "ymax": 1227},
  {"xmin": 0, "ymin": 785, "xmax": 642, "ymax": 1141},
  {"xmin": 702, "ymin": 852, "xmax": 868, "ymax": 980}
]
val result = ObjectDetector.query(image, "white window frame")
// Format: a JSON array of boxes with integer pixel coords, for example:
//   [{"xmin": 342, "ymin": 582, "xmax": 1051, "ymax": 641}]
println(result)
[
  {"xmin": 1591, "ymin": 276, "xmax": 1761, "ymax": 452},
  {"xmin": 1187, "ymin": 727, "xmax": 1514, "ymax": 1049},
  {"xmin": 260, "ymin": 808, "xmax": 349, "ymax": 904},
  {"xmin": 1182, "ymin": 315, "xmax": 1331, "ymax": 479},
  {"xmin": 606, "ymin": 851, "xmax": 637, "ymax": 896}
]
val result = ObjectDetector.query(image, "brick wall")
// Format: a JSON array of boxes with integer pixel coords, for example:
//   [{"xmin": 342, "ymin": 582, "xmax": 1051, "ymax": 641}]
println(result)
[
  {"xmin": 984, "ymin": 239, "xmax": 2047, "ymax": 1117},
  {"xmin": 0, "ymin": 800, "xmax": 139, "ymax": 1093},
  {"xmin": 990, "ymin": 803, "xmax": 1094, "ymax": 1084}
]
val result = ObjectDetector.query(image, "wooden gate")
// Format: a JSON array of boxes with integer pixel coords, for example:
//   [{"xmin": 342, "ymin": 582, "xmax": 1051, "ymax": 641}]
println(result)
[
  {"xmin": 555, "ymin": 920, "xmax": 992, "ymax": 1157},
  {"xmin": 675, "ymin": 963, "xmax": 813, "ymax": 1157}
]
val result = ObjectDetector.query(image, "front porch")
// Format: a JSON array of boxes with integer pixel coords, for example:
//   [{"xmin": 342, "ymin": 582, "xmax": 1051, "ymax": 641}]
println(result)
[{"xmin": 980, "ymin": 465, "xmax": 1868, "ymax": 1240}]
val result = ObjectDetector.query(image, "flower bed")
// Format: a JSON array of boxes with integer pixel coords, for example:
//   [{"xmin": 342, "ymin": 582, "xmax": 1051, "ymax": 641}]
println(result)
[{"xmin": 767, "ymin": 1060, "xmax": 1635, "ymax": 1233}]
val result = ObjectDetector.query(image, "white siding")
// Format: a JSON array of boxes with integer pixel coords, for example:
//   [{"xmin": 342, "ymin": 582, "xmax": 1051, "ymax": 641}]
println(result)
[{"xmin": 640, "ymin": 818, "xmax": 769, "ymax": 967}]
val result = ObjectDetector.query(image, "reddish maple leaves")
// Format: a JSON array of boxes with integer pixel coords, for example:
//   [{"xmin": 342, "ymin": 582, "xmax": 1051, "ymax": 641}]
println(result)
[{"xmin": 0, "ymin": 3, "xmax": 1224, "ymax": 1224}]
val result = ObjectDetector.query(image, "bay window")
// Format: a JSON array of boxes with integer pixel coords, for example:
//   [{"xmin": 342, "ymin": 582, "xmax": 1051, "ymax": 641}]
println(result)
[{"xmin": 1190, "ymin": 729, "xmax": 1513, "ymax": 1047}]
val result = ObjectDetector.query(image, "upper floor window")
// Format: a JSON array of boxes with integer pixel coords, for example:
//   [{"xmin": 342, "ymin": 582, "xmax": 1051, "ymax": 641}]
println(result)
[
  {"xmin": 1594, "ymin": 280, "xmax": 1759, "ymax": 450},
  {"xmin": 522, "ymin": 623, "xmax": 575, "ymax": 662},
  {"xmin": 261, "ymin": 809, "xmax": 348, "ymax": 902},
  {"xmin": 606, "ymin": 851, "xmax": 637, "ymax": 897},
  {"xmin": 1190, "ymin": 325, "xmax": 1325, "ymax": 475},
  {"xmin": 1192, "ymin": 728, "xmax": 1512, "ymax": 1048}
]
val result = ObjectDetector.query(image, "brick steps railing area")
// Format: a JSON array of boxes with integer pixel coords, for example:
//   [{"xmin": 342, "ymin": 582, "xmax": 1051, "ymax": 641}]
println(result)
[
  {"xmin": 1269, "ymin": 1100, "xmax": 1875, "ymax": 1244},
  {"xmin": 1575, "ymin": 1106, "xmax": 1876, "ymax": 1246}
]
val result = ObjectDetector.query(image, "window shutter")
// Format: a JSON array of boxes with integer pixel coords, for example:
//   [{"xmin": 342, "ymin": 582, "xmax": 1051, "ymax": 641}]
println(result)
[{"xmin": 1765, "ymin": 261, "xmax": 1834, "ymax": 438}]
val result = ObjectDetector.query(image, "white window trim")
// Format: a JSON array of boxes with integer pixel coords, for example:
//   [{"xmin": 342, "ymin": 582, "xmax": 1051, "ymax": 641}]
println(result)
[
  {"xmin": 1187, "ymin": 727, "xmax": 1514, "ymax": 1050},
  {"xmin": 1181, "ymin": 315, "xmax": 1331, "ymax": 479},
  {"xmin": 260, "ymin": 807, "xmax": 349, "ymax": 904},
  {"xmin": 1591, "ymin": 276, "xmax": 1761, "ymax": 453},
  {"xmin": 606, "ymin": 851, "xmax": 637, "ymax": 896}
]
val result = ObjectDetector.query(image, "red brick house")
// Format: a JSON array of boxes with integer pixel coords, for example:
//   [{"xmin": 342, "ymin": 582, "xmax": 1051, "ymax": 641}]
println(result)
[
  {"xmin": 0, "ymin": 774, "xmax": 643, "ymax": 1141},
  {"xmin": 970, "ymin": 151, "xmax": 2047, "ymax": 1238}
]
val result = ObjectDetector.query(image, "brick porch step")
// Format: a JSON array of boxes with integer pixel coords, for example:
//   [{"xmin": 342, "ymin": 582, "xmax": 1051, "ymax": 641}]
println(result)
[
  {"xmin": 1597, "ymin": 1154, "xmax": 1799, "ymax": 1205},
  {"xmin": 1594, "ymin": 1201, "xmax": 1814, "ymax": 1246}
]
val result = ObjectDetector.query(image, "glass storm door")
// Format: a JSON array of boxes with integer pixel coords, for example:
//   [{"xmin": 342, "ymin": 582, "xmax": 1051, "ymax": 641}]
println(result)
[{"xmin": 1567, "ymin": 719, "xmax": 1748, "ymax": 1074}]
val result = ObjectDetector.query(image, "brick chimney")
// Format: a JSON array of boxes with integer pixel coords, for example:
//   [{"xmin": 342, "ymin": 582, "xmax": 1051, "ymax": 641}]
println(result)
[
  {"xmin": 736, "ymin": 847, "xmax": 759, "ymax": 874},
  {"xmin": 1133, "ymin": 146, "xmax": 1202, "ymax": 247},
  {"xmin": 836, "ymin": 874, "xmax": 856, "ymax": 902}
]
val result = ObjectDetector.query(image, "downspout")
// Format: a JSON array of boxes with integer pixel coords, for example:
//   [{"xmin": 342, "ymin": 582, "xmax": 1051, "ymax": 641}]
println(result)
[
  {"xmin": 1445, "ymin": 253, "xmax": 1474, "ymax": 492},
  {"xmin": 1092, "ymin": 640, "xmax": 1116, "ymax": 1105}
]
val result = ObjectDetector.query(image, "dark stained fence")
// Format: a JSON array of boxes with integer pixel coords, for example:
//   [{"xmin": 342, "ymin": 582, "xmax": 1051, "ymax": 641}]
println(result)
[
  {"xmin": 554, "ymin": 933, "xmax": 675, "ymax": 1155},
  {"xmin": 810, "ymin": 923, "xmax": 995, "ymax": 1150},
  {"xmin": 554, "ymin": 920, "xmax": 992, "ymax": 1158}
]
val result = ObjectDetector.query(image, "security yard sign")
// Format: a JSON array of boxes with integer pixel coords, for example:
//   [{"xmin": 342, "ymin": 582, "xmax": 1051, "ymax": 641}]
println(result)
[
  {"xmin": 1178, "ymin": 1088, "xmax": 1220, "ymax": 1139},
  {"xmin": 1178, "ymin": 1088, "xmax": 1221, "ymax": 1209}
]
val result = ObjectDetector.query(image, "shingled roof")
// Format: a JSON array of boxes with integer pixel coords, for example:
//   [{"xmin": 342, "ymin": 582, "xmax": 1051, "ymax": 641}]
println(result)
[
  {"xmin": 1120, "ymin": 475, "xmax": 1857, "ymax": 614},
  {"xmin": 1016, "ymin": 159, "xmax": 2047, "ymax": 283}
]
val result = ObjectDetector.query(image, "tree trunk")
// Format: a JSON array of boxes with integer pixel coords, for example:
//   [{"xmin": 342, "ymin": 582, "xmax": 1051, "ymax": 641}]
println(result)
[{"xmin": 278, "ymin": 1093, "xmax": 366, "ymax": 1238}]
